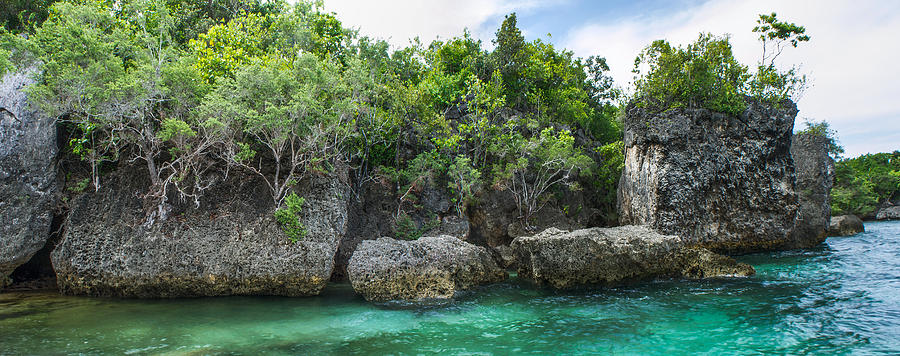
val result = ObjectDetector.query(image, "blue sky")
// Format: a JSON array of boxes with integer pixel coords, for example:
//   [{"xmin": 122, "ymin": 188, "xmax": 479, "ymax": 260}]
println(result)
[{"xmin": 324, "ymin": 0, "xmax": 900, "ymax": 157}]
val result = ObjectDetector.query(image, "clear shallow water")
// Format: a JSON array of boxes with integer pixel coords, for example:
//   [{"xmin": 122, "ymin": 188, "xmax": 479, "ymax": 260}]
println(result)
[{"xmin": 2, "ymin": 221, "xmax": 899, "ymax": 355}]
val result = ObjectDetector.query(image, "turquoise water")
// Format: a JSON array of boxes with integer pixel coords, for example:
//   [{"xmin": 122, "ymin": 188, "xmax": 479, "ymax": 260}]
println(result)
[{"xmin": 2, "ymin": 221, "xmax": 899, "ymax": 355}]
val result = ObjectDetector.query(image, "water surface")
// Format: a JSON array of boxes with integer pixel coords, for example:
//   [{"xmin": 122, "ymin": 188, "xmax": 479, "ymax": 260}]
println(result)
[{"xmin": 2, "ymin": 221, "xmax": 899, "ymax": 355}]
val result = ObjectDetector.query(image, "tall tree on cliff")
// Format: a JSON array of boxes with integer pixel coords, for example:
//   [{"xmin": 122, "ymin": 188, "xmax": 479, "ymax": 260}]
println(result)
[{"xmin": 492, "ymin": 12, "xmax": 528, "ymax": 110}]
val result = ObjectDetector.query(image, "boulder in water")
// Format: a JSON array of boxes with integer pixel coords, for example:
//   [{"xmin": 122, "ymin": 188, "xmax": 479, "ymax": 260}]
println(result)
[
  {"xmin": 828, "ymin": 215, "xmax": 865, "ymax": 236},
  {"xmin": 511, "ymin": 226, "xmax": 754, "ymax": 289},
  {"xmin": 348, "ymin": 235, "xmax": 507, "ymax": 302}
]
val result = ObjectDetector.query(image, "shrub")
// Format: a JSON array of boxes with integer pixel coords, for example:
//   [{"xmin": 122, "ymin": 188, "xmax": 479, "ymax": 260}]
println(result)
[
  {"xmin": 274, "ymin": 192, "xmax": 307, "ymax": 243},
  {"xmin": 633, "ymin": 33, "xmax": 749, "ymax": 116}
]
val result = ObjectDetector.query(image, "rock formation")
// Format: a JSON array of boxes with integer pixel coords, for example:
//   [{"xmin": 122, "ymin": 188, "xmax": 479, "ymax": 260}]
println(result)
[
  {"xmin": 618, "ymin": 100, "xmax": 800, "ymax": 253},
  {"xmin": 828, "ymin": 215, "xmax": 865, "ymax": 236},
  {"xmin": 790, "ymin": 132, "xmax": 835, "ymax": 247},
  {"xmin": 0, "ymin": 66, "xmax": 57, "ymax": 287},
  {"xmin": 511, "ymin": 226, "xmax": 754, "ymax": 289},
  {"xmin": 51, "ymin": 165, "xmax": 349, "ymax": 297},
  {"xmin": 875, "ymin": 205, "xmax": 900, "ymax": 220},
  {"xmin": 347, "ymin": 235, "xmax": 507, "ymax": 302}
]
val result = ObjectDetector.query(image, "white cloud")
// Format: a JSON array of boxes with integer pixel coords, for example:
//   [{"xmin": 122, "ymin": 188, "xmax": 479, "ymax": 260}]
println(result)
[
  {"xmin": 323, "ymin": 0, "xmax": 562, "ymax": 47},
  {"xmin": 563, "ymin": 0, "xmax": 900, "ymax": 156}
]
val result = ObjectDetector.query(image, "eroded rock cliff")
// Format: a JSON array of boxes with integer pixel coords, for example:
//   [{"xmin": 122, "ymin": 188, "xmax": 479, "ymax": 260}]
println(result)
[
  {"xmin": 618, "ymin": 101, "xmax": 800, "ymax": 253},
  {"xmin": 0, "ymin": 66, "xmax": 57, "ymax": 287},
  {"xmin": 790, "ymin": 132, "xmax": 835, "ymax": 247},
  {"xmin": 51, "ymin": 165, "xmax": 349, "ymax": 297}
]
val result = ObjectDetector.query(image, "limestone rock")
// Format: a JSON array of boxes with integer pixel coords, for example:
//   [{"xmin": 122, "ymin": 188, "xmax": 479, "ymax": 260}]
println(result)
[
  {"xmin": 790, "ymin": 132, "xmax": 835, "ymax": 247},
  {"xmin": 828, "ymin": 215, "xmax": 865, "ymax": 237},
  {"xmin": 511, "ymin": 226, "xmax": 754, "ymax": 289},
  {"xmin": 50, "ymin": 165, "xmax": 349, "ymax": 297},
  {"xmin": 875, "ymin": 205, "xmax": 900, "ymax": 221},
  {"xmin": 348, "ymin": 235, "xmax": 507, "ymax": 302},
  {"xmin": 618, "ymin": 101, "xmax": 800, "ymax": 253},
  {"xmin": 0, "ymin": 65, "xmax": 57, "ymax": 287}
]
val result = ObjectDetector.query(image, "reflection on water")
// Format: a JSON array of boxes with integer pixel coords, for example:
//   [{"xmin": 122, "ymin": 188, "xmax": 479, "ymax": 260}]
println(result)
[{"xmin": 2, "ymin": 221, "xmax": 899, "ymax": 355}]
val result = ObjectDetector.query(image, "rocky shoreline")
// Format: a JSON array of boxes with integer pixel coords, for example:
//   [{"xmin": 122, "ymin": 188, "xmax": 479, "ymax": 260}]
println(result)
[{"xmin": 0, "ymin": 65, "xmax": 868, "ymax": 303}]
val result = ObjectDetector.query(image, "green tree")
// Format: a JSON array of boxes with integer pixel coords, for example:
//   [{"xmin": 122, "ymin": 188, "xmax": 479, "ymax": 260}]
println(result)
[
  {"xmin": 632, "ymin": 33, "xmax": 749, "ymax": 116},
  {"xmin": 447, "ymin": 155, "xmax": 481, "ymax": 216},
  {"xmin": 494, "ymin": 127, "xmax": 593, "ymax": 229},
  {"xmin": 797, "ymin": 120, "xmax": 844, "ymax": 159},
  {"xmin": 198, "ymin": 54, "xmax": 350, "ymax": 207},
  {"xmin": 749, "ymin": 12, "xmax": 810, "ymax": 103},
  {"xmin": 2, "ymin": 0, "xmax": 54, "ymax": 33}
]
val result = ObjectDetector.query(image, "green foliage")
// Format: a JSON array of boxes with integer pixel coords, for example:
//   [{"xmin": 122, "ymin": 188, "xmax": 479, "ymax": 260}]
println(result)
[
  {"xmin": 831, "ymin": 151, "xmax": 900, "ymax": 216},
  {"xmin": 594, "ymin": 140, "xmax": 624, "ymax": 224},
  {"xmin": 797, "ymin": 120, "xmax": 844, "ymax": 159},
  {"xmin": 632, "ymin": 12, "xmax": 810, "ymax": 115},
  {"xmin": 16, "ymin": 3, "xmax": 628, "ymax": 228},
  {"xmin": 447, "ymin": 155, "xmax": 482, "ymax": 216},
  {"xmin": 274, "ymin": 192, "xmax": 306, "ymax": 243},
  {"xmin": 393, "ymin": 212, "xmax": 440, "ymax": 241},
  {"xmin": 66, "ymin": 177, "xmax": 91, "ymax": 194},
  {"xmin": 753, "ymin": 12, "xmax": 809, "ymax": 68},
  {"xmin": 2, "ymin": 0, "xmax": 54, "ymax": 33},
  {"xmin": 199, "ymin": 53, "xmax": 350, "ymax": 205},
  {"xmin": 749, "ymin": 12, "xmax": 810, "ymax": 103},
  {"xmin": 189, "ymin": 13, "xmax": 271, "ymax": 82},
  {"xmin": 633, "ymin": 34, "xmax": 749, "ymax": 116},
  {"xmin": 494, "ymin": 127, "xmax": 594, "ymax": 227}
]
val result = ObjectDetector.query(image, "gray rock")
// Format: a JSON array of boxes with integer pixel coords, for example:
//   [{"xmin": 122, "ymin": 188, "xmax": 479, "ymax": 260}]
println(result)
[
  {"xmin": 828, "ymin": 215, "xmax": 865, "ymax": 236},
  {"xmin": 50, "ymin": 165, "xmax": 349, "ymax": 297},
  {"xmin": 0, "ymin": 65, "xmax": 57, "ymax": 287},
  {"xmin": 348, "ymin": 235, "xmax": 507, "ymax": 302},
  {"xmin": 875, "ymin": 205, "xmax": 900, "ymax": 220},
  {"xmin": 618, "ymin": 101, "xmax": 800, "ymax": 253},
  {"xmin": 511, "ymin": 226, "xmax": 755, "ymax": 289},
  {"xmin": 790, "ymin": 132, "xmax": 835, "ymax": 247}
]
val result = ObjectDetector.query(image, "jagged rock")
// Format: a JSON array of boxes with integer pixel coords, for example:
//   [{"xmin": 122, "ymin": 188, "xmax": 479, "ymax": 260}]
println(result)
[
  {"xmin": 790, "ymin": 132, "xmax": 835, "ymax": 247},
  {"xmin": 618, "ymin": 100, "xmax": 800, "ymax": 253},
  {"xmin": 876, "ymin": 205, "xmax": 900, "ymax": 220},
  {"xmin": 511, "ymin": 226, "xmax": 754, "ymax": 289},
  {"xmin": 347, "ymin": 235, "xmax": 507, "ymax": 302},
  {"xmin": 828, "ymin": 215, "xmax": 865, "ymax": 236},
  {"xmin": 469, "ymin": 188, "xmax": 586, "ymax": 247},
  {"xmin": 0, "ymin": 65, "xmax": 57, "ymax": 287},
  {"xmin": 492, "ymin": 244, "xmax": 517, "ymax": 269},
  {"xmin": 50, "ymin": 165, "xmax": 349, "ymax": 297},
  {"xmin": 468, "ymin": 189, "xmax": 518, "ymax": 246},
  {"xmin": 335, "ymin": 179, "xmax": 397, "ymax": 281}
]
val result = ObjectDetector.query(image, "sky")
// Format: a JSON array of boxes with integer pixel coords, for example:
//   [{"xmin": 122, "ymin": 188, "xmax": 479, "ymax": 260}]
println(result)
[{"xmin": 323, "ymin": 0, "xmax": 900, "ymax": 157}]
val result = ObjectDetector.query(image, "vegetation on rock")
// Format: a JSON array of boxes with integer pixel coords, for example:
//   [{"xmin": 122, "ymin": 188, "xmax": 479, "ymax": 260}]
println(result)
[{"xmin": 1, "ymin": 1, "xmax": 623, "ymax": 232}]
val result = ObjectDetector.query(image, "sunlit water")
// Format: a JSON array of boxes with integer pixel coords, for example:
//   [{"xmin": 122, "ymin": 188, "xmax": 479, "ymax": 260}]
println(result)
[{"xmin": 2, "ymin": 221, "xmax": 899, "ymax": 355}]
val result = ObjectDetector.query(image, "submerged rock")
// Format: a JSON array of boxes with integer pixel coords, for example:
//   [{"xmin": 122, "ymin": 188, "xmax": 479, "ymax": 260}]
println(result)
[
  {"xmin": 0, "ymin": 65, "xmax": 57, "ymax": 287},
  {"xmin": 51, "ymin": 165, "xmax": 349, "ymax": 297},
  {"xmin": 347, "ymin": 235, "xmax": 507, "ymax": 302},
  {"xmin": 875, "ymin": 205, "xmax": 900, "ymax": 221},
  {"xmin": 790, "ymin": 132, "xmax": 835, "ymax": 247},
  {"xmin": 828, "ymin": 215, "xmax": 865, "ymax": 236},
  {"xmin": 511, "ymin": 226, "xmax": 754, "ymax": 289},
  {"xmin": 618, "ymin": 101, "xmax": 800, "ymax": 253}
]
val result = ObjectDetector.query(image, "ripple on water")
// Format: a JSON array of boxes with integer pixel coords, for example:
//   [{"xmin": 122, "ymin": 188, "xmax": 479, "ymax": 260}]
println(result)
[{"xmin": 1, "ymin": 221, "xmax": 899, "ymax": 355}]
